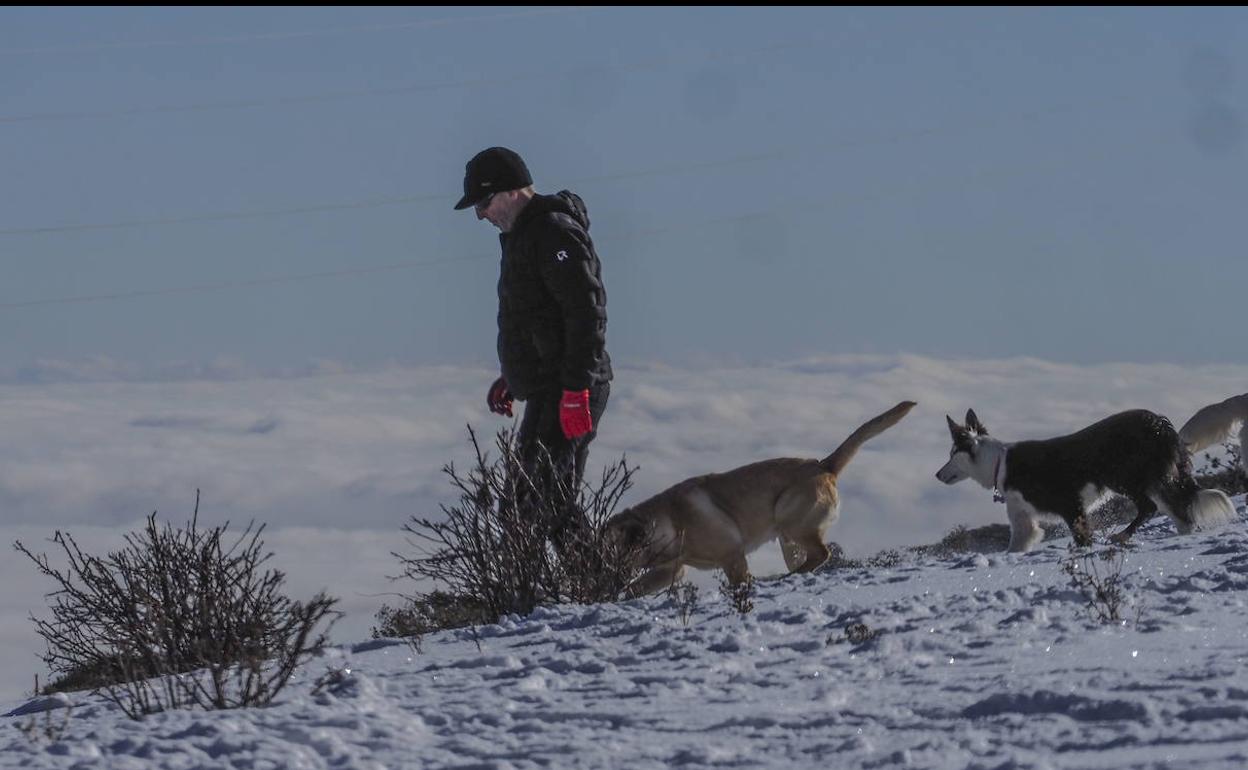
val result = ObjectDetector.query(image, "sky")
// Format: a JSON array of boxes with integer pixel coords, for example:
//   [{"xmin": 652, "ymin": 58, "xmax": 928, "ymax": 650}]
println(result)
[
  {"xmin": 2, "ymin": 6, "xmax": 1247, "ymax": 371},
  {"xmin": 3, "ymin": 4, "xmax": 1248, "ymax": 706},
  {"xmin": 4, "ymin": 498, "xmax": 1248, "ymax": 768}
]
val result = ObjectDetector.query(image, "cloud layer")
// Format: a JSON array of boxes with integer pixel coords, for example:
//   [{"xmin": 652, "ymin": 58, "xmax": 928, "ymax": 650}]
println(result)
[{"xmin": 3, "ymin": 354, "xmax": 1246, "ymax": 697}]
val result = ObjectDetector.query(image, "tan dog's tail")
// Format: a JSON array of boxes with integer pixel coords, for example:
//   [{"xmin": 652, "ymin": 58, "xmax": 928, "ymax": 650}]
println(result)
[{"xmin": 819, "ymin": 401, "xmax": 917, "ymax": 477}]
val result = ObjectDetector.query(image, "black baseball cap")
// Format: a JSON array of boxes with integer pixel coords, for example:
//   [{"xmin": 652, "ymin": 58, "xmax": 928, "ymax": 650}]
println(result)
[{"xmin": 453, "ymin": 147, "xmax": 533, "ymax": 210}]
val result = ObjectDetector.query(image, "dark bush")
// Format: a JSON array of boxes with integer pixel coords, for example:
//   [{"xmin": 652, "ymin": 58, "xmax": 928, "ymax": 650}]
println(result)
[
  {"xmin": 1194, "ymin": 440, "xmax": 1248, "ymax": 496},
  {"xmin": 15, "ymin": 492, "xmax": 339, "ymax": 718},
  {"xmin": 386, "ymin": 426, "xmax": 643, "ymax": 635},
  {"xmin": 372, "ymin": 591, "xmax": 490, "ymax": 639}
]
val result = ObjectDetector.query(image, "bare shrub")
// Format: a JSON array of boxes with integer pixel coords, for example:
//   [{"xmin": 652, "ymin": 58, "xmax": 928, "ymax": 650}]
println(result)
[
  {"xmin": 845, "ymin": 622, "xmax": 876, "ymax": 644},
  {"xmin": 10, "ymin": 676, "xmax": 74, "ymax": 745},
  {"xmin": 717, "ymin": 572, "xmax": 755, "ymax": 616},
  {"xmin": 1195, "ymin": 440, "xmax": 1248, "ymax": 496},
  {"xmin": 1085, "ymin": 496, "xmax": 1139, "ymax": 533},
  {"xmin": 1059, "ymin": 542, "xmax": 1137, "ymax": 624},
  {"xmin": 820, "ymin": 542, "xmax": 921, "ymax": 570},
  {"xmin": 829, "ymin": 621, "xmax": 878, "ymax": 646},
  {"xmin": 391, "ymin": 426, "xmax": 642, "ymax": 632},
  {"xmin": 920, "ymin": 523, "xmax": 1014, "ymax": 556},
  {"xmin": 15, "ymin": 492, "xmax": 339, "ymax": 718},
  {"xmin": 13, "ymin": 705, "xmax": 72, "ymax": 745},
  {"xmin": 371, "ymin": 591, "xmax": 490, "ymax": 646},
  {"xmin": 666, "ymin": 580, "xmax": 700, "ymax": 626}
]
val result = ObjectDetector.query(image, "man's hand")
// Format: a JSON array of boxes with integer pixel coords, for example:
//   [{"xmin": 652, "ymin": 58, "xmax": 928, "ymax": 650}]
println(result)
[
  {"xmin": 559, "ymin": 389, "xmax": 592, "ymax": 439},
  {"xmin": 487, "ymin": 376, "xmax": 513, "ymax": 417}
]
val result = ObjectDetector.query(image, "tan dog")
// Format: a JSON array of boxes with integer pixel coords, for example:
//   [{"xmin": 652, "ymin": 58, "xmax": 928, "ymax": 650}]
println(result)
[{"xmin": 606, "ymin": 401, "xmax": 916, "ymax": 595}]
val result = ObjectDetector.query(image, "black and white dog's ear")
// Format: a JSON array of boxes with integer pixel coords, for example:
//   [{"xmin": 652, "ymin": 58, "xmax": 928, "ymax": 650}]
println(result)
[
  {"xmin": 965, "ymin": 409, "xmax": 988, "ymax": 436},
  {"xmin": 946, "ymin": 414, "xmax": 961, "ymax": 438}
]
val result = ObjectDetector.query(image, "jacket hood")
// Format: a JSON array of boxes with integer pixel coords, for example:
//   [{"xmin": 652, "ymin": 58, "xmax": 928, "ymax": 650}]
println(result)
[{"xmin": 519, "ymin": 190, "xmax": 590, "ymax": 232}]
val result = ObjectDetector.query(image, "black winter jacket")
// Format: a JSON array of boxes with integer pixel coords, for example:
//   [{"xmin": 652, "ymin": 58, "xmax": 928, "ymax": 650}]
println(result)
[{"xmin": 496, "ymin": 191, "xmax": 613, "ymax": 401}]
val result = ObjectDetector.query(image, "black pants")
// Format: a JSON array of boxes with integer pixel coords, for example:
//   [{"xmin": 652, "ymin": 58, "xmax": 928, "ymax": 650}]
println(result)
[{"xmin": 515, "ymin": 382, "xmax": 610, "ymax": 541}]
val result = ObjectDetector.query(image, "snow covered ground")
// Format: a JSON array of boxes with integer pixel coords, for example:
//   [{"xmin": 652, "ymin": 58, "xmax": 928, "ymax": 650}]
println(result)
[{"xmin": 3, "ymin": 498, "xmax": 1247, "ymax": 769}]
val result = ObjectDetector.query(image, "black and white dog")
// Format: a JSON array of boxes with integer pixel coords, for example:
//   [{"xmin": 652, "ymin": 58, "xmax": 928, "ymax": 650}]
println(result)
[{"xmin": 936, "ymin": 409, "xmax": 1235, "ymax": 552}]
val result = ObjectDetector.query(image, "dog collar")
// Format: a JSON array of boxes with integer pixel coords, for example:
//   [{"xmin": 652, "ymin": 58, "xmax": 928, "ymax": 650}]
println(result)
[{"xmin": 992, "ymin": 450, "xmax": 1007, "ymax": 504}]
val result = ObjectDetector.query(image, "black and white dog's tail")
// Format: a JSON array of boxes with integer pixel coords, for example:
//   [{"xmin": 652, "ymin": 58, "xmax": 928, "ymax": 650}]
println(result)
[
  {"xmin": 1182, "ymin": 488, "xmax": 1238, "ymax": 533},
  {"xmin": 1179, "ymin": 393, "xmax": 1248, "ymax": 472}
]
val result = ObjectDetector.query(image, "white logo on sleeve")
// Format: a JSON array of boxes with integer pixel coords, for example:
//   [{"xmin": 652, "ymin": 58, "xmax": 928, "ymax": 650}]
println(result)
[{"xmin": 555, "ymin": 250, "xmax": 569, "ymax": 261}]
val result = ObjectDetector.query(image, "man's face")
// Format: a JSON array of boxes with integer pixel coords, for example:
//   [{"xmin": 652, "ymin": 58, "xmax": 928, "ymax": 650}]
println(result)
[{"xmin": 475, "ymin": 191, "xmax": 511, "ymax": 231}]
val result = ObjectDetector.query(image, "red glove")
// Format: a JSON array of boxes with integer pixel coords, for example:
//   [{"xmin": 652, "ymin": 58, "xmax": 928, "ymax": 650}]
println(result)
[
  {"xmin": 486, "ymin": 376, "xmax": 513, "ymax": 417},
  {"xmin": 559, "ymin": 389, "xmax": 593, "ymax": 439}
]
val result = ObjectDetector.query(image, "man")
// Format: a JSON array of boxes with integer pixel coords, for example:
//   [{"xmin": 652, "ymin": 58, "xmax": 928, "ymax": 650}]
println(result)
[{"xmin": 454, "ymin": 146, "xmax": 612, "ymax": 519}]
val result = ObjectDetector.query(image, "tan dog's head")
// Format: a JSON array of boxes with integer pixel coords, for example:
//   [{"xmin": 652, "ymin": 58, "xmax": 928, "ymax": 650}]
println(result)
[
  {"xmin": 604, "ymin": 508, "xmax": 653, "ymax": 564},
  {"xmin": 605, "ymin": 502, "xmax": 684, "ymax": 570}
]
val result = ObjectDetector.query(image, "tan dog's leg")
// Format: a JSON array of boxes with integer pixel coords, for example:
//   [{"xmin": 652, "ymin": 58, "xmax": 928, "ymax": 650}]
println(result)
[
  {"xmin": 775, "ymin": 475, "xmax": 838, "ymax": 574},
  {"xmin": 792, "ymin": 535, "xmax": 831, "ymax": 573},
  {"xmin": 723, "ymin": 552, "xmax": 751, "ymax": 585},
  {"xmin": 780, "ymin": 537, "xmax": 805, "ymax": 572}
]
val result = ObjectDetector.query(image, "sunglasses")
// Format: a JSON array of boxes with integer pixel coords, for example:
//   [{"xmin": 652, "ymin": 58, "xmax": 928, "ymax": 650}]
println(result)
[{"xmin": 474, "ymin": 192, "xmax": 497, "ymax": 213}]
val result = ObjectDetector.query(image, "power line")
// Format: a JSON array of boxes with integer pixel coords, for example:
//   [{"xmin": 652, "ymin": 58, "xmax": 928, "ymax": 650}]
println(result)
[
  {"xmin": 0, "ymin": 8, "xmax": 593, "ymax": 55},
  {"xmin": 0, "ymin": 159, "xmax": 1049, "ymax": 311},
  {"xmin": 0, "ymin": 193, "xmax": 444, "ymax": 236},
  {"xmin": 0, "ymin": 93, "xmax": 1140, "ymax": 238},
  {"xmin": 0, "ymin": 152, "xmax": 787, "ymax": 237},
  {"xmin": 0, "ymin": 254, "xmax": 493, "ymax": 310}
]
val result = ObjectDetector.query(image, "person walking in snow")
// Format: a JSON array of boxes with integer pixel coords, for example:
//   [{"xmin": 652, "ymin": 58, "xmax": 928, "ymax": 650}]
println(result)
[{"xmin": 454, "ymin": 146, "xmax": 613, "ymax": 537}]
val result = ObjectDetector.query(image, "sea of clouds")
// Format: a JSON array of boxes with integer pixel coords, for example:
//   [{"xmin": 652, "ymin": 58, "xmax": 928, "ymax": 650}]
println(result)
[{"xmin": 2, "ymin": 353, "xmax": 1245, "ymax": 698}]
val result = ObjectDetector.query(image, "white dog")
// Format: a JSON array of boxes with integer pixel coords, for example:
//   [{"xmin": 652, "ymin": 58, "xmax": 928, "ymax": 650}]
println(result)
[{"xmin": 1179, "ymin": 393, "xmax": 1248, "ymax": 473}]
